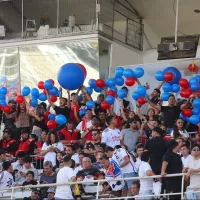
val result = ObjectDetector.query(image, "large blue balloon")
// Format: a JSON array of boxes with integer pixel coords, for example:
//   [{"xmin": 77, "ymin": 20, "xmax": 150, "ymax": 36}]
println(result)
[
  {"xmin": 48, "ymin": 114, "xmax": 55, "ymax": 120},
  {"xmin": 86, "ymin": 87, "xmax": 93, "ymax": 95},
  {"xmin": 172, "ymin": 84, "xmax": 180, "ymax": 93},
  {"xmin": 134, "ymin": 67, "xmax": 144, "ymax": 78},
  {"xmin": 38, "ymin": 93, "xmax": 47, "ymax": 101},
  {"xmin": 193, "ymin": 98, "xmax": 200, "ymax": 108},
  {"xmin": 79, "ymin": 109, "xmax": 86, "ymax": 116},
  {"xmin": 58, "ymin": 63, "xmax": 85, "ymax": 90},
  {"xmin": 192, "ymin": 108, "xmax": 200, "ymax": 115},
  {"xmin": 110, "ymin": 87, "xmax": 118, "ymax": 93},
  {"xmin": 196, "ymin": 75, "xmax": 200, "ymax": 82},
  {"xmin": 105, "ymin": 95, "xmax": 115, "ymax": 105},
  {"xmin": 191, "ymin": 83, "xmax": 199, "ymax": 92},
  {"xmin": 88, "ymin": 79, "xmax": 96, "ymax": 88},
  {"xmin": 132, "ymin": 92, "xmax": 140, "ymax": 100},
  {"xmin": 123, "ymin": 68, "xmax": 135, "ymax": 78},
  {"xmin": 49, "ymin": 87, "xmax": 58, "ymax": 95},
  {"xmin": 0, "ymin": 94, "xmax": 5, "ymax": 100},
  {"xmin": 155, "ymin": 71, "xmax": 164, "ymax": 81},
  {"xmin": 94, "ymin": 86, "xmax": 102, "ymax": 93},
  {"xmin": 31, "ymin": 97, "xmax": 38, "ymax": 107},
  {"xmin": 116, "ymin": 77, "xmax": 124, "ymax": 86},
  {"xmin": 56, "ymin": 90, "xmax": 60, "ymax": 97},
  {"xmin": 161, "ymin": 92, "xmax": 170, "ymax": 101},
  {"xmin": 0, "ymin": 100, "xmax": 6, "ymax": 107},
  {"xmin": 22, "ymin": 86, "xmax": 30, "ymax": 96},
  {"xmin": 162, "ymin": 83, "xmax": 172, "ymax": 92},
  {"xmin": 0, "ymin": 87, "xmax": 7, "ymax": 95},
  {"xmin": 189, "ymin": 77, "xmax": 198, "ymax": 85},
  {"xmin": 189, "ymin": 115, "xmax": 199, "ymax": 125},
  {"xmin": 117, "ymin": 89, "xmax": 126, "ymax": 99},
  {"xmin": 44, "ymin": 80, "xmax": 53, "ymax": 90},
  {"xmin": 31, "ymin": 88, "xmax": 39, "ymax": 98},
  {"xmin": 163, "ymin": 67, "xmax": 182, "ymax": 85},
  {"xmin": 56, "ymin": 114, "xmax": 67, "ymax": 125},
  {"xmin": 115, "ymin": 67, "xmax": 124, "ymax": 77},
  {"xmin": 86, "ymin": 100, "xmax": 95, "ymax": 109},
  {"xmin": 136, "ymin": 86, "xmax": 146, "ymax": 96},
  {"xmin": 106, "ymin": 78, "xmax": 116, "ymax": 87}
]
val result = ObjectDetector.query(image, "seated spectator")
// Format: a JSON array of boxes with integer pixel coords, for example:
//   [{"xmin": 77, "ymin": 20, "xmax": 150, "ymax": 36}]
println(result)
[
  {"xmin": 41, "ymin": 130, "xmax": 64, "ymax": 167},
  {"xmin": 180, "ymin": 144, "xmax": 192, "ymax": 165},
  {"xmin": 99, "ymin": 154, "xmax": 110, "ymax": 174},
  {"xmin": 12, "ymin": 151, "xmax": 26, "ymax": 173},
  {"xmin": 22, "ymin": 171, "xmax": 37, "ymax": 186},
  {"xmin": 43, "ymin": 187, "xmax": 56, "ymax": 200},
  {"xmin": 129, "ymin": 182, "xmax": 140, "ymax": 199},
  {"xmin": 0, "ymin": 161, "xmax": 14, "ymax": 189},
  {"xmin": 23, "ymin": 188, "xmax": 42, "ymax": 200},
  {"xmin": 0, "ymin": 150, "xmax": 7, "ymax": 170},
  {"xmin": 72, "ymin": 173, "xmax": 85, "ymax": 200}
]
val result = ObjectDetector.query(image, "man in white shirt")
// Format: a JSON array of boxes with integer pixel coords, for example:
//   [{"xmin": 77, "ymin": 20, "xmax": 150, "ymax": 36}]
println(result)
[
  {"xmin": 55, "ymin": 155, "xmax": 76, "ymax": 200},
  {"xmin": 66, "ymin": 145, "xmax": 80, "ymax": 166},
  {"xmin": 180, "ymin": 144, "xmax": 192, "ymax": 166},
  {"xmin": 101, "ymin": 116, "xmax": 122, "ymax": 148}
]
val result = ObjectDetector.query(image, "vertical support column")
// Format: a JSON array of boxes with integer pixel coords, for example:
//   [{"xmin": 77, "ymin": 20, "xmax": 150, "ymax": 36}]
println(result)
[
  {"xmin": 21, "ymin": 0, "xmax": 24, "ymax": 38},
  {"xmin": 95, "ymin": 0, "xmax": 100, "ymax": 31},
  {"xmin": 56, "ymin": 0, "xmax": 59, "ymax": 35},
  {"xmin": 175, "ymin": 0, "xmax": 179, "ymax": 43}
]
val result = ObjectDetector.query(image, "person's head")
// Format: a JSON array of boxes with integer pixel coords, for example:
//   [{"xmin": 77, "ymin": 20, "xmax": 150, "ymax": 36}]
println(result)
[
  {"xmin": 167, "ymin": 139, "xmax": 179, "ymax": 152},
  {"xmin": 96, "ymin": 152, "xmax": 103, "ymax": 162},
  {"xmin": 59, "ymin": 97, "xmax": 67, "ymax": 107},
  {"xmin": 152, "ymin": 126, "xmax": 164, "ymax": 138},
  {"xmin": 43, "ymin": 161, "xmax": 54, "ymax": 176},
  {"xmin": 31, "ymin": 189, "xmax": 42, "ymax": 200},
  {"xmin": 85, "ymin": 110, "xmax": 93, "ymax": 120},
  {"xmin": 19, "ymin": 102, "xmax": 26, "ymax": 112},
  {"xmin": 180, "ymin": 144, "xmax": 190, "ymax": 157},
  {"xmin": 168, "ymin": 95, "xmax": 176, "ymax": 106},
  {"xmin": 136, "ymin": 143, "xmax": 144, "ymax": 157},
  {"xmin": 91, "ymin": 116, "xmax": 100, "ymax": 126},
  {"xmin": 129, "ymin": 119, "xmax": 139, "ymax": 130},
  {"xmin": 21, "ymin": 128, "xmax": 30, "ymax": 140},
  {"xmin": 29, "ymin": 134, "xmax": 38, "ymax": 142},
  {"xmin": 160, "ymin": 125, "xmax": 167, "ymax": 132},
  {"xmin": 122, "ymin": 86, "xmax": 128, "ymax": 96},
  {"xmin": 66, "ymin": 145, "xmax": 75, "ymax": 155},
  {"xmin": 92, "ymin": 129, "xmax": 101, "ymax": 141},
  {"xmin": 67, "ymin": 120, "xmax": 75, "ymax": 130},
  {"xmin": 98, "ymin": 111, "xmax": 107, "ymax": 121},
  {"xmin": 175, "ymin": 118, "xmax": 184, "ymax": 129},
  {"xmin": 141, "ymin": 151, "xmax": 150, "ymax": 163},
  {"xmin": 71, "ymin": 92, "xmax": 76, "ymax": 102},
  {"xmin": 47, "ymin": 130, "xmax": 59, "ymax": 145},
  {"xmin": 8, "ymin": 100, "xmax": 16, "ymax": 110},
  {"xmin": 97, "ymin": 94, "xmax": 104, "ymax": 103},
  {"xmin": 0, "ymin": 150, "xmax": 6, "ymax": 161},
  {"xmin": 131, "ymin": 182, "xmax": 140, "ymax": 196},
  {"xmin": 41, "ymin": 129, "xmax": 48, "ymax": 141},
  {"xmin": 105, "ymin": 146, "xmax": 114, "ymax": 158},
  {"xmin": 191, "ymin": 144, "xmax": 200, "ymax": 157},
  {"xmin": 76, "ymin": 173, "xmax": 85, "ymax": 181},
  {"xmin": 3, "ymin": 161, "xmax": 13, "ymax": 173},
  {"xmin": 3, "ymin": 129, "xmax": 14, "ymax": 140},
  {"xmin": 36, "ymin": 104, "xmax": 45, "ymax": 116},
  {"xmin": 57, "ymin": 152, "xmax": 66, "ymax": 162},
  {"xmin": 26, "ymin": 171, "xmax": 34, "ymax": 182},
  {"xmin": 63, "ymin": 154, "xmax": 73, "ymax": 167},
  {"xmin": 96, "ymin": 171, "xmax": 105, "ymax": 180},
  {"xmin": 106, "ymin": 116, "xmax": 117, "ymax": 127},
  {"xmin": 128, "ymin": 111, "xmax": 136, "ymax": 119},
  {"xmin": 82, "ymin": 157, "xmax": 92, "ymax": 169},
  {"xmin": 152, "ymin": 88, "xmax": 161, "ymax": 98},
  {"xmin": 100, "ymin": 154, "xmax": 110, "ymax": 169},
  {"xmin": 47, "ymin": 188, "xmax": 55, "ymax": 200},
  {"xmin": 23, "ymin": 155, "xmax": 32, "ymax": 169},
  {"xmin": 70, "ymin": 159, "xmax": 76, "ymax": 169},
  {"xmin": 176, "ymin": 137, "xmax": 185, "ymax": 148},
  {"xmin": 147, "ymin": 108, "xmax": 155, "ymax": 117},
  {"xmin": 16, "ymin": 151, "xmax": 26, "ymax": 165}
]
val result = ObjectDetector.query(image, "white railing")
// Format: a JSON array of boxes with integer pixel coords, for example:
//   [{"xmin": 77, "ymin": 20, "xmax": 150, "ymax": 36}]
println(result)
[{"xmin": 0, "ymin": 173, "xmax": 199, "ymax": 200}]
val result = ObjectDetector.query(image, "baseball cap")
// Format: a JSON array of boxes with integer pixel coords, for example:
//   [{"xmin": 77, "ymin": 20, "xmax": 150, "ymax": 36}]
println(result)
[
  {"xmin": 21, "ymin": 128, "xmax": 30, "ymax": 134},
  {"xmin": 3, "ymin": 128, "xmax": 14, "ymax": 136},
  {"xmin": 47, "ymin": 187, "xmax": 56, "ymax": 193},
  {"xmin": 0, "ymin": 150, "xmax": 5, "ymax": 155}
]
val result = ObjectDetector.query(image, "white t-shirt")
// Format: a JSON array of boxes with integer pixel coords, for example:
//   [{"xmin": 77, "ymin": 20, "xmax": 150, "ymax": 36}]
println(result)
[
  {"xmin": 76, "ymin": 120, "xmax": 92, "ymax": 134},
  {"xmin": 185, "ymin": 156, "xmax": 200, "ymax": 188},
  {"xmin": 139, "ymin": 162, "xmax": 154, "ymax": 190},
  {"xmin": 170, "ymin": 129, "xmax": 189, "ymax": 138},
  {"xmin": 0, "ymin": 171, "xmax": 14, "ymax": 189},
  {"xmin": 72, "ymin": 153, "xmax": 80, "ymax": 165},
  {"xmin": 181, "ymin": 155, "xmax": 192, "ymax": 166},
  {"xmin": 135, "ymin": 157, "xmax": 142, "ymax": 173},
  {"xmin": 113, "ymin": 148, "xmax": 136, "ymax": 174},
  {"xmin": 42, "ymin": 142, "xmax": 64, "ymax": 166},
  {"xmin": 101, "ymin": 128, "xmax": 122, "ymax": 148},
  {"xmin": 55, "ymin": 166, "xmax": 75, "ymax": 199}
]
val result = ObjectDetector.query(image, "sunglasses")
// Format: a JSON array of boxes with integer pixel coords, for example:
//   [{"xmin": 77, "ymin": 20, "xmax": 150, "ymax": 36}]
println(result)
[
  {"xmin": 34, "ymin": 192, "xmax": 40, "ymax": 196},
  {"xmin": 192, "ymin": 148, "xmax": 200, "ymax": 152}
]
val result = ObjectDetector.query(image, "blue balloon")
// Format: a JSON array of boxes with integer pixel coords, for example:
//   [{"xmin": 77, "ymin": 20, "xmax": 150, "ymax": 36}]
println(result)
[
  {"xmin": 162, "ymin": 83, "xmax": 172, "ymax": 92},
  {"xmin": 31, "ymin": 97, "xmax": 38, "ymax": 107},
  {"xmin": 1, "ymin": 76, "xmax": 6, "ymax": 82},
  {"xmin": 117, "ymin": 89, "xmax": 127, "ymax": 99},
  {"xmin": 78, "ymin": 94, "xmax": 83, "ymax": 101},
  {"xmin": 0, "ymin": 94, "xmax": 5, "ymax": 100},
  {"xmin": 0, "ymin": 100, "xmax": 6, "ymax": 107},
  {"xmin": 189, "ymin": 77, "xmax": 198, "ymax": 85},
  {"xmin": 44, "ymin": 80, "xmax": 53, "ymax": 90},
  {"xmin": 86, "ymin": 87, "xmax": 93, "ymax": 95},
  {"xmin": 0, "ymin": 87, "xmax": 7, "ymax": 95},
  {"xmin": 193, "ymin": 98, "xmax": 200, "ymax": 108},
  {"xmin": 56, "ymin": 90, "xmax": 61, "ymax": 97},
  {"xmin": 106, "ymin": 78, "xmax": 116, "ymax": 87},
  {"xmin": 155, "ymin": 71, "xmax": 164, "ymax": 81},
  {"xmin": 123, "ymin": 68, "xmax": 135, "ymax": 78},
  {"xmin": 22, "ymin": 86, "xmax": 31, "ymax": 96},
  {"xmin": 105, "ymin": 95, "xmax": 115, "ymax": 105},
  {"xmin": 49, "ymin": 87, "xmax": 58, "ymax": 95},
  {"xmin": 134, "ymin": 67, "xmax": 144, "ymax": 78},
  {"xmin": 79, "ymin": 109, "xmax": 86, "ymax": 116},
  {"xmin": 161, "ymin": 92, "xmax": 170, "ymax": 101},
  {"xmin": 55, "ymin": 114, "xmax": 67, "ymax": 125},
  {"xmin": 116, "ymin": 77, "xmax": 124, "ymax": 86},
  {"xmin": 189, "ymin": 115, "xmax": 199, "ymax": 125},
  {"xmin": 163, "ymin": 67, "xmax": 182, "ymax": 85},
  {"xmin": 136, "ymin": 86, "xmax": 146, "ymax": 96},
  {"xmin": 31, "ymin": 88, "xmax": 39, "ymax": 98},
  {"xmin": 58, "ymin": 63, "xmax": 85, "ymax": 90},
  {"xmin": 196, "ymin": 75, "xmax": 200, "ymax": 82},
  {"xmin": 115, "ymin": 67, "xmax": 124, "ymax": 77},
  {"xmin": 191, "ymin": 83, "xmax": 199, "ymax": 92},
  {"xmin": 48, "ymin": 114, "xmax": 55, "ymax": 120},
  {"xmin": 110, "ymin": 87, "xmax": 118, "ymax": 93},
  {"xmin": 88, "ymin": 79, "xmax": 96, "ymax": 88},
  {"xmin": 86, "ymin": 100, "xmax": 95, "ymax": 109},
  {"xmin": 94, "ymin": 86, "xmax": 102, "ymax": 93},
  {"xmin": 180, "ymin": 113, "xmax": 187, "ymax": 121},
  {"xmin": 172, "ymin": 84, "xmax": 180, "ymax": 93},
  {"xmin": 132, "ymin": 92, "xmax": 140, "ymax": 100},
  {"xmin": 38, "ymin": 93, "xmax": 47, "ymax": 101},
  {"xmin": 192, "ymin": 108, "xmax": 200, "ymax": 115}
]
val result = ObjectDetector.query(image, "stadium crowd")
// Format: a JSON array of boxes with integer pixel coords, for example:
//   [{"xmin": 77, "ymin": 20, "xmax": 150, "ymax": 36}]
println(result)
[{"xmin": 0, "ymin": 83, "xmax": 199, "ymax": 200}]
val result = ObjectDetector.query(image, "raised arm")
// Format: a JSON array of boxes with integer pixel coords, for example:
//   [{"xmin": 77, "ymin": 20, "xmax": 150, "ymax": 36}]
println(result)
[
  {"xmin": 46, "ymin": 90, "xmax": 55, "ymax": 109},
  {"xmin": 146, "ymin": 98, "xmax": 161, "ymax": 111},
  {"xmin": 66, "ymin": 89, "xmax": 71, "ymax": 108}
]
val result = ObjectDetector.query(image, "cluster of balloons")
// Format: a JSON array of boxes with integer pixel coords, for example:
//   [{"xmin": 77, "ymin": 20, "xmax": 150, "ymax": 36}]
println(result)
[
  {"xmin": 0, "ymin": 87, "xmax": 12, "ymax": 113},
  {"xmin": 47, "ymin": 113, "xmax": 67, "ymax": 129}
]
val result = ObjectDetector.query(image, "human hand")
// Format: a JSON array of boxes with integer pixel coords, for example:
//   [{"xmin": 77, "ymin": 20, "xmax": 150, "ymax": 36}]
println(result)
[{"xmin": 161, "ymin": 172, "xmax": 167, "ymax": 177}]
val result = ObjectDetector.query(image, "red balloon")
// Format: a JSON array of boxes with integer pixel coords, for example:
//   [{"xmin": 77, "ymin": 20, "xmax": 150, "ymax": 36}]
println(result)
[
  {"xmin": 77, "ymin": 63, "xmax": 87, "ymax": 78},
  {"xmin": 38, "ymin": 81, "xmax": 44, "ymax": 89},
  {"xmin": 138, "ymin": 97, "xmax": 146, "ymax": 105},
  {"xmin": 43, "ymin": 89, "xmax": 50, "ymax": 95},
  {"xmin": 188, "ymin": 64, "xmax": 198, "ymax": 72},
  {"xmin": 3, "ymin": 105, "xmax": 11, "ymax": 113},
  {"xmin": 49, "ymin": 79, "xmax": 55, "ymax": 86},
  {"xmin": 184, "ymin": 88, "xmax": 193, "ymax": 98},
  {"xmin": 44, "ymin": 111, "xmax": 51, "ymax": 117},
  {"xmin": 179, "ymin": 78, "xmax": 189, "ymax": 89},
  {"xmin": 101, "ymin": 101, "xmax": 110, "ymax": 110},
  {"xmin": 196, "ymin": 90, "xmax": 200, "ymax": 97},
  {"xmin": 125, "ymin": 77, "xmax": 135, "ymax": 86},
  {"xmin": 180, "ymin": 89, "xmax": 186, "ymax": 98},
  {"xmin": 16, "ymin": 95, "xmax": 24, "ymax": 104},
  {"xmin": 47, "ymin": 120, "xmax": 57, "ymax": 129},
  {"xmin": 50, "ymin": 95, "xmax": 57, "ymax": 102},
  {"xmin": 107, "ymin": 90, "xmax": 116, "ymax": 97},
  {"xmin": 96, "ymin": 79, "xmax": 105, "ymax": 88},
  {"xmin": 182, "ymin": 109, "xmax": 192, "ymax": 117},
  {"xmin": 164, "ymin": 72, "xmax": 174, "ymax": 82}
]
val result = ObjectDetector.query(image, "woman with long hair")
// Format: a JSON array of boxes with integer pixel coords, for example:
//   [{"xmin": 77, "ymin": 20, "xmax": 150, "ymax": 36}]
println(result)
[{"xmin": 41, "ymin": 130, "xmax": 64, "ymax": 167}]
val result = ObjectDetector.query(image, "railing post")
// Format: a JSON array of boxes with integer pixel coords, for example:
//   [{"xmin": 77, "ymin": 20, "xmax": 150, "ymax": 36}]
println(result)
[
  {"xmin": 96, "ymin": 180, "xmax": 100, "ymax": 199},
  {"xmin": 181, "ymin": 174, "xmax": 185, "ymax": 199},
  {"xmin": 11, "ymin": 188, "xmax": 14, "ymax": 199}
]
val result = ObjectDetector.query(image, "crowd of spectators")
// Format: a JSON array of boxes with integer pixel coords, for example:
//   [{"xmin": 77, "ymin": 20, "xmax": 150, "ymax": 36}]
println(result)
[{"xmin": 0, "ymin": 84, "xmax": 199, "ymax": 200}]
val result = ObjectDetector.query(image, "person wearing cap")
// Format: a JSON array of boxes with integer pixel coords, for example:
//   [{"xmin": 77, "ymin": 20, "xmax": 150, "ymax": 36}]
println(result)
[
  {"xmin": 23, "ymin": 188, "xmax": 42, "ymax": 200},
  {"xmin": 43, "ymin": 187, "xmax": 56, "ymax": 200},
  {"xmin": 161, "ymin": 139, "xmax": 183, "ymax": 200},
  {"xmin": 144, "ymin": 126, "xmax": 167, "ymax": 175},
  {"xmin": 0, "ymin": 128, "xmax": 17, "ymax": 156}
]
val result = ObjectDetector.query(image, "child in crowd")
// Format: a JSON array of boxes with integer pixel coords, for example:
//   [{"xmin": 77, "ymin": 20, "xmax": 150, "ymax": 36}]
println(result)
[
  {"xmin": 72, "ymin": 173, "xmax": 85, "ymax": 200},
  {"xmin": 22, "ymin": 171, "xmax": 37, "ymax": 186}
]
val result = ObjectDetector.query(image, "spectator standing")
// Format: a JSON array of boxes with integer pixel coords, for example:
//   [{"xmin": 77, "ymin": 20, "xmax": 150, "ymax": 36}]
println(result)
[
  {"xmin": 43, "ymin": 187, "xmax": 56, "ymax": 200},
  {"xmin": 65, "ymin": 145, "xmax": 80, "ymax": 167},
  {"xmin": 180, "ymin": 144, "xmax": 192, "ymax": 165}
]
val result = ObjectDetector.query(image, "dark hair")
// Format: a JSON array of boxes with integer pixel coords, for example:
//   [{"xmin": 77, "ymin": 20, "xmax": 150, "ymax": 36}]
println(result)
[
  {"xmin": 122, "ymin": 86, "xmax": 128, "ymax": 91},
  {"xmin": 114, "ymin": 145, "xmax": 122, "ymax": 149},
  {"xmin": 70, "ymin": 159, "xmax": 75, "ymax": 169},
  {"xmin": 106, "ymin": 116, "xmax": 114, "ymax": 126},
  {"xmin": 136, "ymin": 143, "xmax": 144, "ymax": 150},
  {"xmin": 132, "ymin": 181, "xmax": 140, "ymax": 189},
  {"xmin": 191, "ymin": 144, "xmax": 200, "ymax": 150},
  {"xmin": 66, "ymin": 145, "xmax": 76, "ymax": 152},
  {"xmin": 92, "ymin": 129, "xmax": 100, "ymax": 135},
  {"xmin": 180, "ymin": 144, "xmax": 190, "ymax": 150},
  {"xmin": 71, "ymin": 93, "xmax": 76, "ymax": 96},
  {"xmin": 23, "ymin": 155, "xmax": 32, "ymax": 163},
  {"xmin": 3, "ymin": 161, "xmax": 11, "ymax": 170},
  {"xmin": 16, "ymin": 103, "xmax": 26, "ymax": 118},
  {"xmin": 16, "ymin": 151, "xmax": 26, "ymax": 158},
  {"xmin": 76, "ymin": 172, "xmax": 85, "ymax": 179},
  {"xmin": 168, "ymin": 94, "xmax": 175, "ymax": 100},
  {"xmin": 44, "ymin": 161, "xmax": 53, "ymax": 168},
  {"xmin": 173, "ymin": 118, "xmax": 184, "ymax": 139},
  {"xmin": 46, "ymin": 130, "xmax": 59, "ymax": 145},
  {"xmin": 105, "ymin": 146, "xmax": 114, "ymax": 153},
  {"xmin": 36, "ymin": 104, "xmax": 45, "ymax": 116},
  {"xmin": 63, "ymin": 154, "xmax": 72, "ymax": 163},
  {"xmin": 26, "ymin": 170, "xmax": 34, "ymax": 177},
  {"xmin": 100, "ymin": 154, "xmax": 109, "ymax": 161},
  {"xmin": 61, "ymin": 97, "xmax": 67, "ymax": 103},
  {"xmin": 141, "ymin": 151, "xmax": 150, "ymax": 162}
]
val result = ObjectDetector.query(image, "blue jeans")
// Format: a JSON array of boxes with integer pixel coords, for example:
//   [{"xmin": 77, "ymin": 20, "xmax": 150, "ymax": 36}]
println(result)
[{"xmin": 122, "ymin": 172, "xmax": 138, "ymax": 190}]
